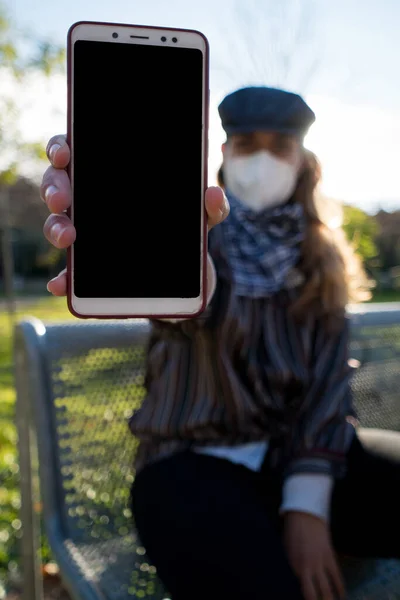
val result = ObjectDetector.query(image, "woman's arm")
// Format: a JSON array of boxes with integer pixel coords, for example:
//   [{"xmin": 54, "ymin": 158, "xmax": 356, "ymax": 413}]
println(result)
[{"xmin": 280, "ymin": 317, "xmax": 357, "ymax": 522}]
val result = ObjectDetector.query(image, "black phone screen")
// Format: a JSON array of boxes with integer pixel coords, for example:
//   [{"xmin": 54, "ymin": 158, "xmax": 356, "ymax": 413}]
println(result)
[{"xmin": 73, "ymin": 40, "xmax": 204, "ymax": 298}]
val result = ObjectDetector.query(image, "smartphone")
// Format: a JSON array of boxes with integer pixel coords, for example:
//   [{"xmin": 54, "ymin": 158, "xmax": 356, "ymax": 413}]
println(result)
[{"xmin": 67, "ymin": 21, "xmax": 209, "ymax": 318}]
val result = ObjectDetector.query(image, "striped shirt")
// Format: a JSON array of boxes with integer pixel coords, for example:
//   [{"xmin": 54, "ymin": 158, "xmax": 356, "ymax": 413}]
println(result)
[{"xmin": 129, "ymin": 228, "xmax": 357, "ymax": 483}]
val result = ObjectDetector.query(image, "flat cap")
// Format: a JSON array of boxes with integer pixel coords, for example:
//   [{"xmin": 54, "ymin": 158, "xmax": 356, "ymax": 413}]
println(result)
[{"xmin": 218, "ymin": 86, "xmax": 315, "ymax": 139}]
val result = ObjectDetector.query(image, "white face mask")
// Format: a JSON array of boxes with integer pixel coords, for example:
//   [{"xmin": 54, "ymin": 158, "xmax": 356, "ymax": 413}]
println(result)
[{"xmin": 223, "ymin": 150, "xmax": 299, "ymax": 212}]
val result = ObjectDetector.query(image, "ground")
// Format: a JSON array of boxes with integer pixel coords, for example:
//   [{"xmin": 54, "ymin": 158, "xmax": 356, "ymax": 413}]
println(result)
[
  {"xmin": 5, "ymin": 565, "xmax": 72, "ymax": 599},
  {"xmin": 6, "ymin": 579, "xmax": 71, "ymax": 600}
]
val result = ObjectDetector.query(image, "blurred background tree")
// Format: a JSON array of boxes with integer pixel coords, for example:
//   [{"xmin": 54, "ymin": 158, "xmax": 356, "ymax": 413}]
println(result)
[
  {"xmin": 0, "ymin": 1, "xmax": 65, "ymax": 316},
  {"xmin": 0, "ymin": 4, "xmax": 66, "ymax": 591},
  {"xmin": 342, "ymin": 205, "xmax": 379, "ymax": 269},
  {"xmin": 374, "ymin": 210, "xmax": 400, "ymax": 270},
  {"xmin": 214, "ymin": 0, "xmax": 321, "ymax": 92}
]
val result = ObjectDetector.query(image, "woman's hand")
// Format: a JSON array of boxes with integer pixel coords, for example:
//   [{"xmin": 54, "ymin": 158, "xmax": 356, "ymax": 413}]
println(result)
[
  {"xmin": 283, "ymin": 512, "xmax": 345, "ymax": 600},
  {"xmin": 41, "ymin": 134, "xmax": 230, "ymax": 296}
]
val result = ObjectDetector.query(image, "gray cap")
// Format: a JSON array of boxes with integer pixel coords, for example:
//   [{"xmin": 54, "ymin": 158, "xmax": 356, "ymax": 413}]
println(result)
[{"xmin": 218, "ymin": 86, "xmax": 316, "ymax": 139}]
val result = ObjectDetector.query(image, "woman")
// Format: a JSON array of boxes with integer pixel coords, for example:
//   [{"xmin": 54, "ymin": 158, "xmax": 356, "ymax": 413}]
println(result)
[{"xmin": 42, "ymin": 86, "xmax": 400, "ymax": 600}]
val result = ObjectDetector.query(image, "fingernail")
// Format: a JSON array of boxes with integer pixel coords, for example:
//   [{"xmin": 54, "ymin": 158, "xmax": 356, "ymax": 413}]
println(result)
[
  {"xmin": 219, "ymin": 199, "xmax": 229, "ymax": 219},
  {"xmin": 49, "ymin": 143, "xmax": 61, "ymax": 162},
  {"xmin": 50, "ymin": 223, "xmax": 64, "ymax": 244},
  {"xmin": 44, "ymin": 185, "xmax": 58, "ymax": 203},
  {"xmin": 46, "ymin": 277, "xmax": 57, "ymax": 293}
]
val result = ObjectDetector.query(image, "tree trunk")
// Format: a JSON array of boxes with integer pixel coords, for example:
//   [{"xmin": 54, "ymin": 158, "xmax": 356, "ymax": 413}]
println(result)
[{"xmin": 0, "ymin": 187, "xmax": 16, "ymax": 319}]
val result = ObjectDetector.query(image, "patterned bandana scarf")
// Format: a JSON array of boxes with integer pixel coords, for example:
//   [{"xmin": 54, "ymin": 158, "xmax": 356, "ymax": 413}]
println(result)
[{"xmin": 210, "ymin": 190, "xmax": 306, "ymax": 298}]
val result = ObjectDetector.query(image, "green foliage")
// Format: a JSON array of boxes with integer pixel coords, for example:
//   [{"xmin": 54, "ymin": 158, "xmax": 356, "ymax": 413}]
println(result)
[
  {"xmin": 0, "ymin": 8, "xmax": 17, "ymax": 70},
  {"xmin": 0, "ymin": 165, "xmax": 17, "ymax": 186},
  {"xmin": 28, "ymin": 41, "xmax": 66, "ymax": 77},
  {"xmin": 0, "ymin": 298, "xmax": 73, "ymax": 586},
  {"xmin": 19, "ymin": 141, "xmax": 48, "ymax": 162},
  {"xmin": 0, "ymin": 3, "xmax": 65, "ymax": 75},
  {"xmin": 342, "ymin": 205, "xmax": 379, "ymax": 265}
]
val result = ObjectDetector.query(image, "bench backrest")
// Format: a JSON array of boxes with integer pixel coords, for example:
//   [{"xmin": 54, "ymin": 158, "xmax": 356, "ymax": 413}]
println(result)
[
  {"xmin": 14, "ymin": 308, "xmax": 400, "ymax": 547},
  {"xmin": 349, "ymin": 306, "xmax": 400, "ymax": 430}
]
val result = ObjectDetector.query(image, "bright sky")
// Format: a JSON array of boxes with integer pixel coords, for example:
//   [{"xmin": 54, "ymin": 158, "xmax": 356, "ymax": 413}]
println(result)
[{"xmin": 6, "ymin": 0, "xmax": 400, "ymax": 213}]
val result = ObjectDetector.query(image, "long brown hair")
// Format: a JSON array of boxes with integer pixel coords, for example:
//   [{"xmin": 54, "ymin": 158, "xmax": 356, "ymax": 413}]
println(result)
[{"xmin": 217, "ymin": 150, "xmax": 371, "ymax": 329}]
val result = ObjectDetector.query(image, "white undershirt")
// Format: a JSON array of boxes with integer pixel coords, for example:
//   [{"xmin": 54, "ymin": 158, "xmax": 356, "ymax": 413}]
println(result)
[
  {"xmin": 194, "ymin": 442, "xmax": 332, "ymax": 522},
  {"xmin": 195, "ymin": 441, "xmax": 269, "ymax": 471}
]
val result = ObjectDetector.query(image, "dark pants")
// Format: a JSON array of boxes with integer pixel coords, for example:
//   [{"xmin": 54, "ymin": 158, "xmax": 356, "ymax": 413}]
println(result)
[{"xmin": 131, "ymin": 431, "xmax": 400, "ymax": 600}]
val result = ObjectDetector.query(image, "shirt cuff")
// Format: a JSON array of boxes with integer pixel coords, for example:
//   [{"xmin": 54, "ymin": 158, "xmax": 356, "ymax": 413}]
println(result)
[
  {"xmin": 280, "ymin": 473, "xmax": 333, "ymax": 523},
  {"xmin": 160, "ymin": 254, "xmax": 216, "ymax": 323}
]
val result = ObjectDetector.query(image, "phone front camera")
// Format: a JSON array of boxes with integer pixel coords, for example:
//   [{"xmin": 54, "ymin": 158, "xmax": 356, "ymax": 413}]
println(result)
[
  {"xmin": 112, "ymin": 32, "xmax": 118, "ymax": 39},
  {"xmin": 172, "ymin": 37, "xmax": 178, "ymax": 43},
  {"xmin": 161, "ymin": 36, "xmax": 167, "ymax": 42}
]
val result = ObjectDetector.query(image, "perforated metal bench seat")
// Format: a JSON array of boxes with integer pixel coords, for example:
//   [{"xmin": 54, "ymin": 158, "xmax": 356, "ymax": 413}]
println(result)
[
  {"xmin": 15, "ymin": 310, "xmax": 400, "ymax": 600},
  {"xmin": 52, "ymin": 535, "xmax": 166, "ymax": 600}
]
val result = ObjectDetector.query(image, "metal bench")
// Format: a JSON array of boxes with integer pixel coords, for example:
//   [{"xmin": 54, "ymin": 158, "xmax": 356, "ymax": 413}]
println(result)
[{"xmin": 14, "ymin": 308, "xmax": 400, "ymax": 600}]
